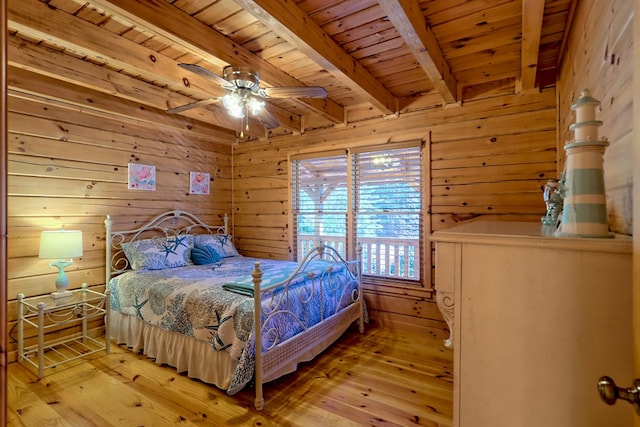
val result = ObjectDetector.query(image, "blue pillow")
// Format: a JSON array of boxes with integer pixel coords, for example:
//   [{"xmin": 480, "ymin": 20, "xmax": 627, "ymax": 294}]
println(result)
[{"xmin": 190, "ymin": 244, "xmax": 222, "ymax": 265}]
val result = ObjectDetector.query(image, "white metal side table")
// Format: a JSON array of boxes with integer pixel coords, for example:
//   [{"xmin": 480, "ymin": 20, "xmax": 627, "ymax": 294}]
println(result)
[{"xmin": 17, "ymin": 283, "xmax": 110, "ymax": 378}]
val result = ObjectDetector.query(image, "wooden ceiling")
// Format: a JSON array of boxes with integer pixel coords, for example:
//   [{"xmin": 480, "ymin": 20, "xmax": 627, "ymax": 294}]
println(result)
[{"xmin": 7, "ymin": 0, "xmax": 575, "ymax": 139}]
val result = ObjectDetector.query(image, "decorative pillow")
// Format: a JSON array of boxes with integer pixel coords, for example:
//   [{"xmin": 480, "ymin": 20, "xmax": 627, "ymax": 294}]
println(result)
[
  {"xmin": 121, "ymin": 235, "xmax": 194, "ymax": 270},
  {"xmin": 194, "ymin": 234, "xmax": 239, "ymax": 259},
  {"xmin": 190, "ymin": 244, "xmax": 222, "ymax": 265}
]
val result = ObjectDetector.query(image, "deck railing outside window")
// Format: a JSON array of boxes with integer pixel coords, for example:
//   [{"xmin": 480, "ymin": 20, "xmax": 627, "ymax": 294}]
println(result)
[{"xmin": 299, "ymin": 235, "xmax": 420, "ymax": 280}]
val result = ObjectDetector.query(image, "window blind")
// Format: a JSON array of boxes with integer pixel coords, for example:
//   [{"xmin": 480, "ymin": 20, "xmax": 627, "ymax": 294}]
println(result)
[
  {"xmin": 353, "ymin": 146, "xmax": 422, "ymax": 280},
  {"xmin": 292, "ymin": 154, "xmax": 348, "ymax": 259},
  {"xmin": 292, "ymin": 144, "xmax": 423, "ymax": 282}
]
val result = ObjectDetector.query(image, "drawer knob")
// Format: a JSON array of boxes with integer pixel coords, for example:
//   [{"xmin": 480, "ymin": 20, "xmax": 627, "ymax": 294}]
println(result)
[{"xmin": 598, "ymin": 376, "xmax": 640, "ymax": 414}]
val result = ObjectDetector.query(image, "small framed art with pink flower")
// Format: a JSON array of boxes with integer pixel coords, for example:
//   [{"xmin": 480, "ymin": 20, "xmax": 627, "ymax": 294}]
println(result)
[
  {"xmin": 128, "ymin": 163, "xmax": 156, "ymax": 191},
  {"xmin": 190, "ymin": 171, "xmax": 210, "ymax": 195}
]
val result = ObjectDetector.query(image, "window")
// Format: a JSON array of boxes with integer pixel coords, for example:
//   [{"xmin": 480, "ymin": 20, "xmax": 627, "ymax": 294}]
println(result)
[
  {"xmin": 292, "ymin": 143, "xmax": 423, "ymax": 284},
  {"xmin": 292, "ymin": 152, "xmax": 348, "ymax": 255}
]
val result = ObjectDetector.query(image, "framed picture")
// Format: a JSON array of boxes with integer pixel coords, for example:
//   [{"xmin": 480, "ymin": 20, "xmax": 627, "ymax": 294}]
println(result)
[
  {"xmin": 190, "ymin": 171, "xmax": 210, "ymax": 195},
  {"xmin": 128, "ymin": 163, "xmax": 156, "ymax": 191}
]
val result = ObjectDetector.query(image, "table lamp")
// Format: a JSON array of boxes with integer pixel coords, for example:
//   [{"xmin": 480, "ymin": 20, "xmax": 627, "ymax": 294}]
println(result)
[{"xmin": 39, "ymin": 229, "xmax": 83, "ymax": 299}]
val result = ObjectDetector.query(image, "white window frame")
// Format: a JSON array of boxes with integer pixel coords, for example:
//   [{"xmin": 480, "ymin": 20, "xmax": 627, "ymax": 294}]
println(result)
[{"xmin": 291, "ymin": 140, "xmax": 429, "ymax": 289}]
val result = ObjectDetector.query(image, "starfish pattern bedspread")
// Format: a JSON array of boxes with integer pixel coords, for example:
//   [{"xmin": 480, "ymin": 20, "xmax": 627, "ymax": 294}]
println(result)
[{"xmin": 108, "ymin": 255, "xmax": 359, "ymax": 393}]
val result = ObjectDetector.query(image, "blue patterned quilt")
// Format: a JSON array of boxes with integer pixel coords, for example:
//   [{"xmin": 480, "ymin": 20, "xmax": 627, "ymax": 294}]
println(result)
[{"xmin": 108, "ymin": 255, "xmax": 359, "ymax": 394}]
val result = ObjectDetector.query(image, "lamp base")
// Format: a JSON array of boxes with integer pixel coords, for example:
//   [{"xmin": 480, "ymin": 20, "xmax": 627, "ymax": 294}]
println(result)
[{"xmin": 50, "ymin": 290, "xmax": 73, "ymax": 301}]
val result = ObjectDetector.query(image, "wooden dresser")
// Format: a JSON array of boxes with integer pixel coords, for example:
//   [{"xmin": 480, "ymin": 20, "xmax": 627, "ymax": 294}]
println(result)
[{"xmin": 431, "ymin": 221, "xmax": 633, "ymax": 427}]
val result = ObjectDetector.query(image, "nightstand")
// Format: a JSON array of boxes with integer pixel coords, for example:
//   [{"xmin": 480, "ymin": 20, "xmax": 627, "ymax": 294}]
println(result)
[{"xmin": 17, "ymin": 283, "xmax": 111, "ymax": 378}]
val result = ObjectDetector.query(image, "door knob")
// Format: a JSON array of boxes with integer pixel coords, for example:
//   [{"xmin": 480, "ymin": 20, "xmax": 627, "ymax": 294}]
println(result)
[{"xmin": 598, "ymin": 376, "xmax": 640, "ymax": 414}]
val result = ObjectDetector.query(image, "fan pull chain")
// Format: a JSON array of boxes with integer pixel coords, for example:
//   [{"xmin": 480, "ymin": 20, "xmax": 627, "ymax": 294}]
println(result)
[
  {"xmin": 245, "ymin": 103, "xmax": 250, "ymax": 134},
  {"xmin": 239, "ymin": 102, "xmax": 250, "ymax": 138}
]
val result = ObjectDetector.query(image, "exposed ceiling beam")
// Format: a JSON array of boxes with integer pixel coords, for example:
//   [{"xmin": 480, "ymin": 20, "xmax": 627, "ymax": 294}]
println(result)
[
  {"xmin": 519, "ymin": 0, "xmax": 545, "ymax": 92},
  {"xmin": 7, "ymin": 0, "xmax": 269, "ymax": 137},
  {"xmin": 234, "ymin": 0, "xmax": 398, "ymax": 116},
  {"xmin": 89, "ymin": 0, "xmax": 344, "ymax": 127},
  {"xmin": 379, "ymin": 0, "xmax": 458, "ymax": 105}
]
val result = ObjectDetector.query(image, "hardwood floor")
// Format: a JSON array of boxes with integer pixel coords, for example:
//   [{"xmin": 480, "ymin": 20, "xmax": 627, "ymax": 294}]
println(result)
[{"xmin": 7, "ymin": 322, "xmax": 453, "ymax": 426}]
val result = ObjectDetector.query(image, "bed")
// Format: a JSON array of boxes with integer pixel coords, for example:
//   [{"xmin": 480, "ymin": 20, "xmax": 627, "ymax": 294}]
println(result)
[{"xmin": 105, "ymin": 209, "xmax": 364, "ymax": 409}]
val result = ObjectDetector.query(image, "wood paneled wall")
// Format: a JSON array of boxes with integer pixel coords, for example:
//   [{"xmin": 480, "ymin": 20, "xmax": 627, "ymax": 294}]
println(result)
[
  {"xmin": 232, "ymin": 88, "xmax": 557, "ymax": 333},
  {"xmin": 6, "ymin": 65, "xmax": 234, "ymax": 360},
  {"xmin": 557, "ymin": 0, "xmax": 633, "ymax": 236}
]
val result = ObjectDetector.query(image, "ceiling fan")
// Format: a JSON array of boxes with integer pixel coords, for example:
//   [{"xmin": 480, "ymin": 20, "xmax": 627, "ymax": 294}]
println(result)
[{"xmin": 167, "ymin": 64, "xmax": 328, "ymax": 136}]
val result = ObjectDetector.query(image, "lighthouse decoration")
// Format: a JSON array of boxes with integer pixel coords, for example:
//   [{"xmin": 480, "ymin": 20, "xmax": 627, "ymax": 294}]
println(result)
[{"xmin": 555, "ymin": 89, "xmax": 611, "ymax": 237}]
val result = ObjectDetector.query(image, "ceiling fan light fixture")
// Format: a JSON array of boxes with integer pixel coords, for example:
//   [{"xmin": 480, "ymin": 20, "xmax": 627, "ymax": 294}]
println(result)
[
  {"xmin": 222, "ymin": 92, "xmax": 245, "ymax": 118},
  {"xmin": 170, "ymin": 63, "xmax": 326, "ymax": 132},
  {"xmin": 247, "ymin": 97, "xmax": 265, "ymax": 115}
]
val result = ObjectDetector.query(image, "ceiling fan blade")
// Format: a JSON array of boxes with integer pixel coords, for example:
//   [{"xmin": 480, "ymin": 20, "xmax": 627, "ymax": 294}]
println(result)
[
  {"xmin": 260, "ymin": 86, "xmax": 327, "ymax": 98},
  {"xmin": 256, "ymin": 107, "xmax": 280, "ymax": 129},
  {"xmin": 178, "ymin": 63, "xmax": 231, "ymax": 88},
  {"xmin": 166, "ymin": 98, "xmax": 219, "ymax": 114}
]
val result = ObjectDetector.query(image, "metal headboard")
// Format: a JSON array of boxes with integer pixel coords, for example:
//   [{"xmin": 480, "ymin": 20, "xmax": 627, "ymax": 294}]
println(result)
[{"xmin": 105, "ymin": 210, "xmax": 229, "ymax": 281}]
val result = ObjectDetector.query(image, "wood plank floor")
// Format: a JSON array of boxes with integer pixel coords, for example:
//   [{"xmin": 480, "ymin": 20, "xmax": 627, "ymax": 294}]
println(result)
[{"xmin": 7, "ymin": 322, "xmax": 453, "ymax": 426}]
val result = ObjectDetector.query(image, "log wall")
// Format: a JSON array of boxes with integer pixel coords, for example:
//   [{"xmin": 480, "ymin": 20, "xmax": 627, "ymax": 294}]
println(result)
[
  {"xmin": 6, "ymin": 61, "xmax": 234, "ymax": 360},
  {"xmin": 557, "ymin": 0, "xmax": 633, "ymax": 235},
  {"xmin": 232, "ymin": 88, "xmax": 557, "ymax": 333}
]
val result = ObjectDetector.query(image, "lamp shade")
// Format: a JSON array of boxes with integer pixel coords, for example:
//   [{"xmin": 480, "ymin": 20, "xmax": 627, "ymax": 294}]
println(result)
[{"xmin": 39, "ymin": 230, "xmax": 83, "ymax": 259}]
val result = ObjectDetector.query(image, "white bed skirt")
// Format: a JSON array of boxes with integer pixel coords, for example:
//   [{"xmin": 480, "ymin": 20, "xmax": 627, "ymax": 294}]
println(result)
[
  {"xmin": 110, "ymin": 311, "xmax": 237, "ymax": 390},
  {"xmin": 111, "ymin": 301, "xmax": 362, "ymax": 396}
]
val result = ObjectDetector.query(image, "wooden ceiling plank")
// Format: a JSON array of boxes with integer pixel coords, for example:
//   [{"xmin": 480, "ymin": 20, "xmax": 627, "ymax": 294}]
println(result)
[
  {"xmin": 222, "ymin": 20, "xmax": 272, "ymax": 45},
  {"xmin": 341, "ymin": 26, "xmax": 399, "ymax": 54},
  {"xmin": 318, "ymin": 1, "xmax": 386, "ymax": 35},
  {"xmin": 192, "ymin": 1, "xmax": 243, "ymax": 25},
  {"xmin": 46, "ymin": 0, "xmax": 87, "ymax": 14},
  {"xmin": 88, "ymin": 0, "xmax": 344, "ymax": 126},
  {"xmin": 240, "ymin": 26, "xmax": 287, "ymax": 52},
  {"xmin": 449, "ymin": 42, "xmax": 522, "ymax": 72},
  {"xmin": 304, "ymin": 0, "xmax": 378, "ymax": 27},
  {"xmin": 443, "ymin": 23, "xmax": 522, "ymax": 60},
  {"xmin": 431, "ymin": 2, "xmax": 522, "ymax": 44},
  {"xmin": 519, "ymin": 0, "xmax": 545, "ymax": 92},
  {"xmin": 332, "ymin": 18, "xmax": 395, "ymax": 46},
  {"xmin": 379, "ymin": 0, "xmax": 458, "ymax": 105},
  {"xmin": 233, "ymin": 0, "xmax": 398, "ymax": 115},
  {"xmin": 206, "ymin": 8, "xmax": 265, "ymax": 39},
  {"xmin": 349, "ymin": 36, "xmax": 407, "ymax": 60},
  {"xmin": 169, "ymin": 0, "xmax": 218, "ymax": 15},
  {"xmin": 425, "ymin": 0, "xmax": 516, "ymax": 27}
]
